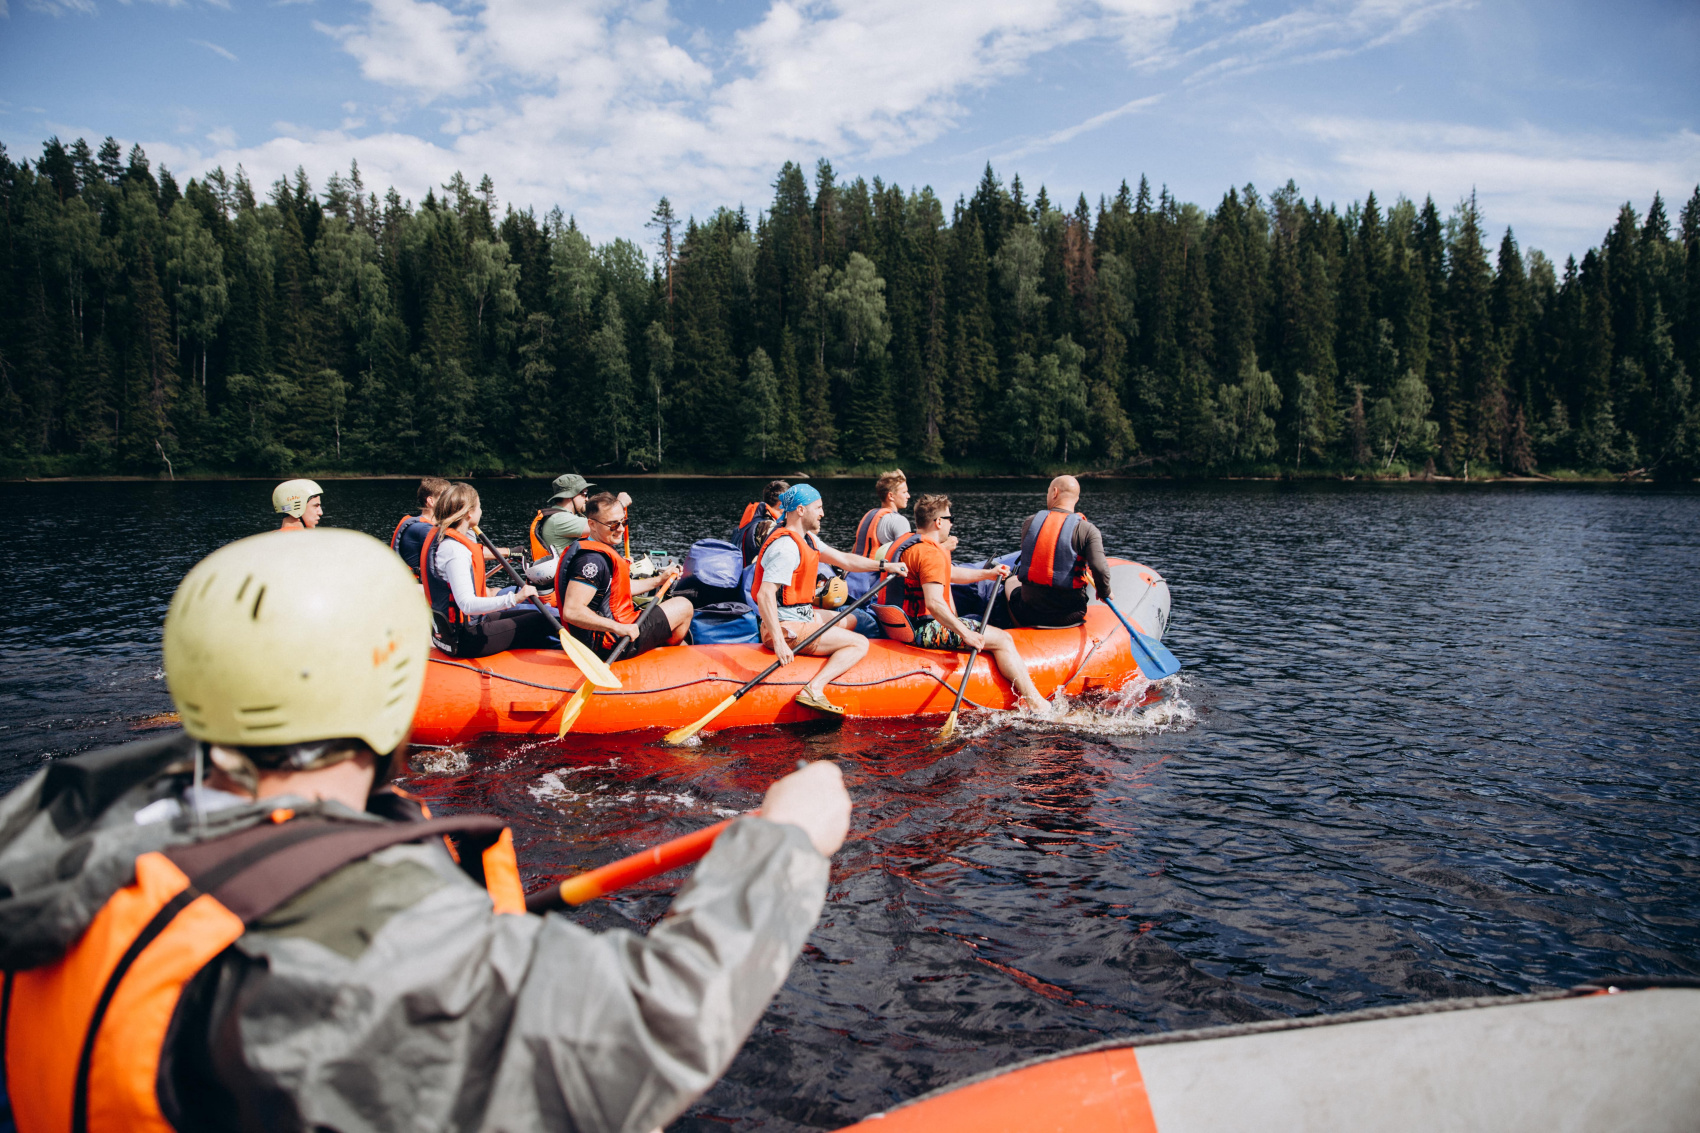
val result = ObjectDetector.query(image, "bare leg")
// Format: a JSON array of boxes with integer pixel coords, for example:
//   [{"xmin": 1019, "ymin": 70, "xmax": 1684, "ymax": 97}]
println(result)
[
  {"xmin": 983, "ymin": 625, "xmax": 1048, "ymax": 713},
  {"xmin": 795, "ymin": 625, "xmax": 869, "ymax": 701},
  {"xmin": 662, "ymin": 596, "xmax": 694, "ymax": 644}
]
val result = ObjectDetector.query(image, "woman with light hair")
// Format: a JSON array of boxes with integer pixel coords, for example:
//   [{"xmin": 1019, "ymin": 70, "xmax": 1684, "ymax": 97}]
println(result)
[{"xmin": 419, "ymin": 482, "xmax": 554, "ymax": 657}]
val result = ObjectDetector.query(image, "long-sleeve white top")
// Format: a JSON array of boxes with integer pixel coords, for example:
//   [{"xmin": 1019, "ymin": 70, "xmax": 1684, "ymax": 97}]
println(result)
[{"xmin": 435, "ymin": 534, "xmax": 520, "ymax": 619}]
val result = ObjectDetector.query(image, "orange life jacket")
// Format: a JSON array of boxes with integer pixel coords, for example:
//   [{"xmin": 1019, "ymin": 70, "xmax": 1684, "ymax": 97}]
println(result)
[
  {"xmin": 528, "ymin": 507, "xmax": 574, "ymax": 562},
  {"xmin": 889, "ymin": 534, "xmax": 955, "ymax": 623},
  {"xmin": 1, "ymin": 812, "xmax": 523, "ymax": 1133},
  {"xmin": 390, "ymin": 513, "xmax": 433, "ymax": 578},
  {"xmin": 557, "ymin": 539, "xmax": 637, "ymax": 651},
  {"xmin": 1017, "ymin": 509, "xmax": 1088, "ymax": 589},
  {"xmin": 736, "ymin": 501, "xmax": 780, "ymax": 566},
  {"xmin": 852, "ymin": 507, "xmax": 895, "ymax": 559},
  {"xmin": 750, "ymin": 528, "xmax": 821, "ymax": 607},
  {"xmin": 420, "ymin": 526, "xmax": 488, "ymax": 649}
]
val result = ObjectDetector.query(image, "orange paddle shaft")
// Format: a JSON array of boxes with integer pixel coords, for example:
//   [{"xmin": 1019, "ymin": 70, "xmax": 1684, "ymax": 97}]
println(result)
[{"xmin": 528, "ymin": 817, "xmax": 735, "ymax": 911}]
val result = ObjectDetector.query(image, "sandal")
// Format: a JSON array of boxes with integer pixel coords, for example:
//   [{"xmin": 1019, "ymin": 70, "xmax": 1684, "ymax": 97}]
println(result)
[{"xmin": 794, "ymin": 688, "xmax": 846, "ymax": 716}]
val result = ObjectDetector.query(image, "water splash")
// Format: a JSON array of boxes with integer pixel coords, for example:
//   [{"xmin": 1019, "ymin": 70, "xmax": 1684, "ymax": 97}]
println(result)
[{"xmin": 955, "ymin": 675, "xmax": 1195, "ymax": 740}]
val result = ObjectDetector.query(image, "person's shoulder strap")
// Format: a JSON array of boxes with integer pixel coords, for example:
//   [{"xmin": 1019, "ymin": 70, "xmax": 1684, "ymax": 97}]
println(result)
[{"xmin": 162, "ymin": 814, "xmax": 513, "ymax": 926}]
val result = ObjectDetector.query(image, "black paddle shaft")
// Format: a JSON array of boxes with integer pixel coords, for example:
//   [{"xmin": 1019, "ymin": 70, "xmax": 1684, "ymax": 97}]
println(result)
[
  {"xmin": 475, "ymin": 529, "xmax": 568, "ymax": 636},
  {"xmin": 946, "ymin": 561, "xmax": 1004, "ymax": 718},
  {"xmin": 606, "ymin": 576, "xmax": 675, "ymax": 663},
  {"xmin": 736, "ymin": 579, "xmax": 891, "ymax": 702}
]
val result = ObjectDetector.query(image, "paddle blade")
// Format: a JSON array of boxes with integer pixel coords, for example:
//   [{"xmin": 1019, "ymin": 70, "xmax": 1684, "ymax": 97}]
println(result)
[
  {"xmin": 1129, "ymin": 629, "xmax": 1182, "ymax": 680},
  {"xmin": 558, "ymin": 629, "xmax": 620, "ymax": 688},
  {"xmin": 664, "ymin": 694, "xmax": 736, "ymax": 746},
  {"xmin": 555, "ymin": 684, "xmax": 592, "ymax": 739},
  {"xmin": 936, "ymin": 710, "xmax": 959, "ymax": 743}
]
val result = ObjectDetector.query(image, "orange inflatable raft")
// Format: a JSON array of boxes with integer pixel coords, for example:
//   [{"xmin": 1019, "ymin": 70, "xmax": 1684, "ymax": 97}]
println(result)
[
  {"xmin": 838, "ymin": 982, "xmax": 1700, "ymax": 1133},
  {"xmin": 408, "ymin": 560, "xmax": 1171, "ymax": 744}
]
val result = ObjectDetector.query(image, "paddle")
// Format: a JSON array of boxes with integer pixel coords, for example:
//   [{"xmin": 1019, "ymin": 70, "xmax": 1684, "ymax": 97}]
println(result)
[
  {"xmin": 555, "ymin": 574, "xmax": 676, "ymax": 738},
  {"xmin": 526, "ymin": 816, "xmax": 734, "ymax": 912},
  {"xmin": 937, "ymin": 563, "xmax": 1006, "ymax": 742},
  {"xmin": 473, "ymin": 526, "xmax": 619, "ymax": 690},
  {"xmin": 663, "ymin": 579, "xmax": 890, "ymax": 745},
  {"xmin": 1103, "ymin": 597, "xmax": 1182, "ymax": 680}
]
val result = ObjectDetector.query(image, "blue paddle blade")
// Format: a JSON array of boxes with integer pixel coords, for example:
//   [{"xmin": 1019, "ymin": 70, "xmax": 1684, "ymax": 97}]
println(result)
[{"xmin": 1104, "ymin": 599, "xmax": 1183, "ymax": 680}]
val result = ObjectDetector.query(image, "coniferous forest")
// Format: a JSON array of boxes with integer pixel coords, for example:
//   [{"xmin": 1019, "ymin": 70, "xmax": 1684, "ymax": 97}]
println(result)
[{"xmin": 1, "ymin": 136, "xmax": 1696, "ymax": 480}]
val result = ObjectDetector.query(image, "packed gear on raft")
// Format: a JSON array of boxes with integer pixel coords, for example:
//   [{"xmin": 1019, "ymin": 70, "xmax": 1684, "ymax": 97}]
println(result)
[
  {"xmin": 420, "ymin": 482, "xmax": 555, "ymax": 657},
  {"xmin": 390, "ymin": 475, "xmax": 449, "ymax": 577},
  {"xmin": 0, "ymin": 526, "xmax": 852, "ymax": 1133},
  {"xmin": 272, "ymin": 477, "xmax": 323, "ymax": 530},
  {"xmin": 752, "ymin": 484, "xmax": 907, "ymax": 717},
  {"xmin": 1006, "ymin": 475, "xmax": 1116, "ymax": 630},
  {"xmin": 736, "ymin": 479, "xmax": 790, "ymax": 565},
  {"xmin": 558, "ymin": 493, "xmax": 692, "ymax": 660},
  {"xmin": 883, "ymin": 494, "xmax": 1048, "ymax": 714}
]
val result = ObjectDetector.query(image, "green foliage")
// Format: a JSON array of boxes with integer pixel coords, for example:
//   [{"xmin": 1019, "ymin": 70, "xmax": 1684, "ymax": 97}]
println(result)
[{"xmin": 0, "ymin": 137, "xmax": 1692, "ymax": 478}]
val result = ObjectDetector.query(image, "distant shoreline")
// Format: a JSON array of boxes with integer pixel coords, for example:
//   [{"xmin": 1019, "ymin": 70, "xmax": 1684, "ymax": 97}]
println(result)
[{"xmin": 5, "ymin": 470, "xmax": 1678, "ymax": 485}]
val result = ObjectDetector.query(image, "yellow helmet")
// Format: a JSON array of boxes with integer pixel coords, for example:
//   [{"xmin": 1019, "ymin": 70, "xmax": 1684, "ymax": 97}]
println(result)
[
  {"xmin": 816, "ymin": 576, "xmax": 849, "ymax": 609},
  {"xmin": 163, "ymin": 529, "xmax": 430, "ymax": 754},
  {"xmin": 272, "ymin": 478, "xmax": 324, "ymax": 518}
]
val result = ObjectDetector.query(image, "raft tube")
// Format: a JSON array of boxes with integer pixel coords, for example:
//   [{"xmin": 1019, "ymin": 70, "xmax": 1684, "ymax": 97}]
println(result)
[
  {"xmin": 409, "ymin": 560, "xmax": 1170, "ymax": 743},
  {"xmin": 840, "ymin": 981, "xmax": 1700, "ymax": 1133}
]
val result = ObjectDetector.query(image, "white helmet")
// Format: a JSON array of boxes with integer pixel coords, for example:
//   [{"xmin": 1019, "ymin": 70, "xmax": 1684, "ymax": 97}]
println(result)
[
  {"xmin": 272, "ymin": 478, "xmax": 324, "ymax": 518},
  {"xmin": 163, "ymin": 529, "xmax": 430, "ymax": 755}
]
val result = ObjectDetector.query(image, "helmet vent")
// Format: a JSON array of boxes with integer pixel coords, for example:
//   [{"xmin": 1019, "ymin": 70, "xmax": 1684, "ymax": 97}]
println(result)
[
  {"xmin": 238, "ymin": 703, "xmax": 281, "ymax": 715},
  {"xmin": 235, "ymin": 575, "xmax": 252, "ymax": 602},
  {"xmin": 251, "ymin": 586, "xmax": 267, "ymax": 620}
]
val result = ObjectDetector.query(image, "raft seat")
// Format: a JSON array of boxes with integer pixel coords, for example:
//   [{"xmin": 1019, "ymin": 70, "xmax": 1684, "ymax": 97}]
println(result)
[{"xmin": 871, "ymin": 605, "xmax": 916, "ymax": 644}]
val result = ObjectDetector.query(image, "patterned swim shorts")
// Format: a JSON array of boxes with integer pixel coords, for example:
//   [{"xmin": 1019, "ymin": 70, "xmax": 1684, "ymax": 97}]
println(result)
[{"xmin": 913, "ymin": 616, "xmax": 982, "ymax": 651}]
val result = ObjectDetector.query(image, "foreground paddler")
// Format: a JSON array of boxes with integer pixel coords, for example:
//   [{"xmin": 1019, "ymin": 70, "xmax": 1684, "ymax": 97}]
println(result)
[
  {"xmin": 0, "ymin": 528, "xmax": 851, "ymax": 1132},
  {"xmin": 753, "ymin": 483, "xmax": 908, "ymax": 716}
]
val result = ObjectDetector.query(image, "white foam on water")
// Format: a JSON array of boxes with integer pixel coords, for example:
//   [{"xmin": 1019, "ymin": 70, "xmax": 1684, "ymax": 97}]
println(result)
[
  {"xmin": 412, "ymin": 747, "xmax": 471, "ymax": 775},
  {"xmin": 957, "ymin": 675, "xmax": 1196, "ymax": 739}
]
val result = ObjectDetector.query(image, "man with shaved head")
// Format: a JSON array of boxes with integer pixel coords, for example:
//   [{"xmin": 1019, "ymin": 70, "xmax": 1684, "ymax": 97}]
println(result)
[{"xmin": 1006, "ymin": 475, "xmax": 1116, "ymax": 628}]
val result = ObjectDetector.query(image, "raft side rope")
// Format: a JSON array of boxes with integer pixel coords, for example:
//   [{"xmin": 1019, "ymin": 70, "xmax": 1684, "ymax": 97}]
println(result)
[{"xmin": 427, "ymin": 656, "xmax": 1001, "ymax": 709}]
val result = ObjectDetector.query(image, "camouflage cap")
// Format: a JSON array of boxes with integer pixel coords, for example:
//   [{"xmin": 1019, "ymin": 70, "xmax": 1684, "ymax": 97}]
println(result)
[{"xmin": 550, "ymin": 473, "xmax": 595, "ymax": 500}]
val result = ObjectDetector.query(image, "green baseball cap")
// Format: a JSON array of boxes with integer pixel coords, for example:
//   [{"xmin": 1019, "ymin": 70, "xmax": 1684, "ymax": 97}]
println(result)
[{"xmin": 550, "ymin": 473, "xmax": 594, "ymax": 500}]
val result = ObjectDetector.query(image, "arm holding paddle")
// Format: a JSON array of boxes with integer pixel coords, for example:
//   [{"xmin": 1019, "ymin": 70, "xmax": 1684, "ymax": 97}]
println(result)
[{"xmin": 528, "ymin": 761, "xmax": 850, "ymax": 908}]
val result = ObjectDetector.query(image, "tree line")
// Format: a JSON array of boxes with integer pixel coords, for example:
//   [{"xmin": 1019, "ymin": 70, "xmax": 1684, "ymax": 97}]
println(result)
[{"xmin": 1, "ymin": 136, "xmax": 1696, "ymax": 480}]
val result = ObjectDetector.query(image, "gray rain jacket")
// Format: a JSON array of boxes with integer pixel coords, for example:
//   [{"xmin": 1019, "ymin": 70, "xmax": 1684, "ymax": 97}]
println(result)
[{"xmin": 0, "ymin": 732, "xmax": 829, "ymax": 1132}]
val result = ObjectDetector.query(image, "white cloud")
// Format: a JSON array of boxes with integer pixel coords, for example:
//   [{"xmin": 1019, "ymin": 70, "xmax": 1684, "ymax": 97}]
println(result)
[
  {"xmin": 1274, "ymin": 118, "xmax": 1700, "ymax": 257},
  {"xmin": 191, "ymin": 38, "xmax": 238, "ymax": 61},
  {"xmin": 24, "ymin": 0, "xmax": 96, "ymax": 14},
  {"xmin": 135, "ymin": 0, "xmax": 1681, "ymax": 258}
]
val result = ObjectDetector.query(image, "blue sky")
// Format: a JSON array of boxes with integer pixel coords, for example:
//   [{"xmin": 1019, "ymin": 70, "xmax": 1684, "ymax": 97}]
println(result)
[{"xmin": 2, "ymin": 0, "xmax": 1695, "ymax": 260}]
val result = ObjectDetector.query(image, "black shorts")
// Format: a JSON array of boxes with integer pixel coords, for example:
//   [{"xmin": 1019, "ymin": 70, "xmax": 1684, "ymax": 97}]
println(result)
[
  {"xmin": 578, "ymin": 611, "xmax": 673, "ymax": 661},
  {"xmin": 1007, "ymin": 583, "xmax": 1087, "ymax": 629}
]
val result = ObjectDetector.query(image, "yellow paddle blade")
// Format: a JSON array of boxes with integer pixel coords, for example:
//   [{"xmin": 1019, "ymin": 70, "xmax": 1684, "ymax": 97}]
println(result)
[
  {"xmin": 558, "ymin": 630, "xmax": 620, "ymax": 688},
  {"xmin": 664, "ymin": 694, "xmax": 736, "ymax": 746},
  {"xmin": 555, "ymin": 684, "xmax": 593, "ymax": 739},
  {"xmin": 936, "ymin": 710, "xmax": 959, "ymax": 743}
]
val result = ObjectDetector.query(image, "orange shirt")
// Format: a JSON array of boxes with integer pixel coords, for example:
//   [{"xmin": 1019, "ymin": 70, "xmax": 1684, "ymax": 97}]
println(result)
[{"xmin": 898, "ymin": 538, "xmax": 955, "ymax": 614}]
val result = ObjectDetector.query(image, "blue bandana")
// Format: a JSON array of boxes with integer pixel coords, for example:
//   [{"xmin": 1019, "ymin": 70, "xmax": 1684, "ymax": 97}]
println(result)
[{"xmin": 778, "ymin": 484, "xmax": 822, "ymax": 517}]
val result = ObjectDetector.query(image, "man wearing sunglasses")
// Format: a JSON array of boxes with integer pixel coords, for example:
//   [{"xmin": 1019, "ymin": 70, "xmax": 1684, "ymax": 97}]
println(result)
[
  {"xmin": 558, "ymin": 493, "xmax": 693, "ymax": 659},
  {"xmin": 893, "ymin": 494, "xmax": 1050, "ymax": 715}
]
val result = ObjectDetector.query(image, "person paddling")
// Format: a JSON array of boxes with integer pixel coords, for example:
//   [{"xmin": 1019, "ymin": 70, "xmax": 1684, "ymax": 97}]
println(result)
[
  {"xmin": 736, "ymin": 479, "xmax": 789, "ymax": 566},
  {"xmin": 1006, "ymin": 474, "xmax": 1115, "ymax": 629},
  {"xmin": 895, "ymin": 493, "xmax": 1050, "ymax": 714},
  {"xmin": 419, "ymin": 482, "xmax": 554, "ymax": 657},
  {"xmin": 273, "ymin": 477, "xmax": 323, "ymax": 530},
  {"xmin": 559, "ymin": 492, "xmax": 693, "ymax": 659},
  {"xmin": 753, "ymin": 483, "xmax": 907, "ymax": 716},
  {"xmin": 390, "ymin": 475, "xmax": 449, "ymax": 577},
  {"xmin": 0, "ymin": 528, "xmax": 851, "ymax": 1132}
]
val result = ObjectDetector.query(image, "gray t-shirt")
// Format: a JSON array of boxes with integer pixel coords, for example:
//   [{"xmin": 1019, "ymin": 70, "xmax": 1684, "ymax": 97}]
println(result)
[
  {"xmin": 540, "ymin": 509, "xmax": 590, "ymax": 554},
  {"xmin": 873, "ymin": 511, "xmax": 911, "ymax": 547}
]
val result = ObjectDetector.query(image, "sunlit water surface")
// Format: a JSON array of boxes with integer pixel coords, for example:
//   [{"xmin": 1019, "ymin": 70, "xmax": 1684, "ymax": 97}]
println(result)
[{"xmin": 2, "ymin": 477, "xmax": 1697, "ymax": 1131}]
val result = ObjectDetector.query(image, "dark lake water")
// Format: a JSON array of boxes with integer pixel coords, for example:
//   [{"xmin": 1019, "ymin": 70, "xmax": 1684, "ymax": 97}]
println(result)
[{"xmin": 3, "ymin": 476, "xmax": 1698, "ymax": 1130}]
